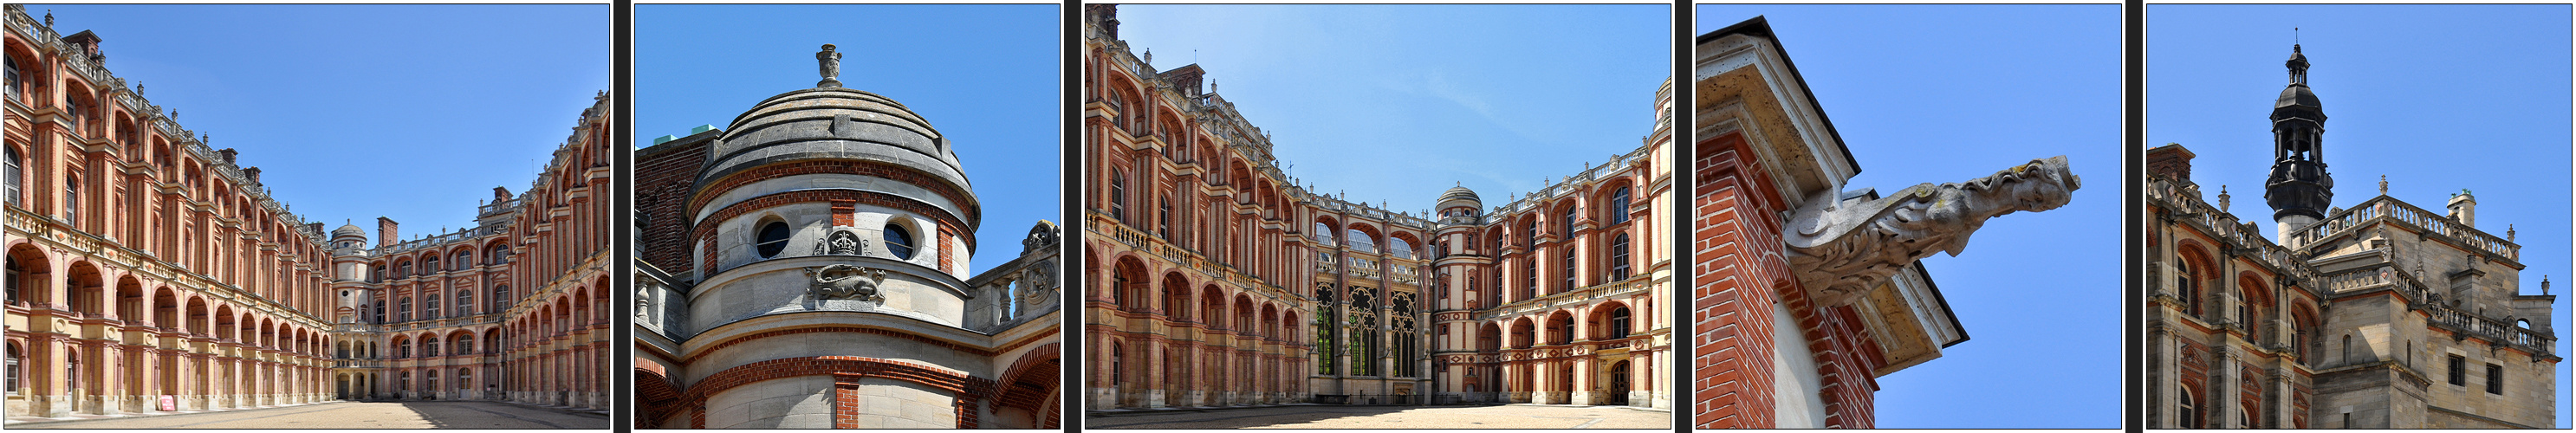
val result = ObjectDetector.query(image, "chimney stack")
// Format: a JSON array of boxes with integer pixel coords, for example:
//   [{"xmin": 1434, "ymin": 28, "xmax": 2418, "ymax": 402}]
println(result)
[
  {"xmin": 217, "ymin": 148, "xmax": 237, "ymax": 164},
  {"xmin": 376, "ymin": 216, "xmax": 399, "ymax": 247},
  {"xmin": 2447, "ymin": 190, "xmax": 2476, "ymax": 228}
]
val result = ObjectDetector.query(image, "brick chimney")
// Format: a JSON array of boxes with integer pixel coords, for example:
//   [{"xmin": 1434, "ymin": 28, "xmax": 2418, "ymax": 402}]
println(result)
[
  {"xmin": 376, "ymin": 216, "xmax": 399, "ymax": 247},
  {"xmin": 243, "ymin": 166, "xmax": 261, "ymax": 184},
  {"xmin": 217, "ymin": 148, "xmax": 237, "ymax": 164},
  {"xmin": 2146, "ymin": 143, "xmax": 2195, "ymax": 182},
  {"xmin": 303, "ymin": 223, "xmax": 322, "ymax": 237}
]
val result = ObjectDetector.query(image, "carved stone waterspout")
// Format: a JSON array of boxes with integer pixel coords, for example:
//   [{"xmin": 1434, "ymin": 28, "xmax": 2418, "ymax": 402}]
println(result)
[{"xmin": 1783, "ymin": 156, "xmax": 2081, "ymax": 305}]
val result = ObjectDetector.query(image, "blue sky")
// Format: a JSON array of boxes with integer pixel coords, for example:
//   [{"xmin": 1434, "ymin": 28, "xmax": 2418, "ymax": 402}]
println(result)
[
  {"xmin": 30, "ymin": 4, "xmax": 609, "ymax": 242},
  {"xmin": 2149, "ymin": 5, "xmax": 2573, "ymax": 428},
  {"xmin": 1110, "ymin": 4, "xmax": 1670, "ymax": 216},
  {"xmin": 1699, "ymin": 5, "xmax": 2122, "ymax": 428},
  {"xmin": 634, "ymin": 4, "xmax": 1059, "ymax": 276}
]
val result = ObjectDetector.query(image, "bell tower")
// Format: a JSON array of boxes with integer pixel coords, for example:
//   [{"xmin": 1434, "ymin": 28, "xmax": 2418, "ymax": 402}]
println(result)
[{"xmin": 2265, "ymin": 44, "xmax": 2333, "ymax": 242}]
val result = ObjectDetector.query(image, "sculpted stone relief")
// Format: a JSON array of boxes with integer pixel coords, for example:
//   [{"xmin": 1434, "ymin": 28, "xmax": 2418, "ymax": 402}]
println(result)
[
  {"xmin": 1783, "ymin": 156, "xmax": 2081, "ymax": 306},
  {"xmin": 804, "ymin": 263, "xmax": 889, "ymax": 303},
  {"xmin": 814, "ymin": 229, "xmax": 866, "ymax": 256}
]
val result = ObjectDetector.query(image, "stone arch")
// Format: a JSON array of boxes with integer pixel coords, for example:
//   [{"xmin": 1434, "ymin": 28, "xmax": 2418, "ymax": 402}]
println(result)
[
  {"xmin": 1159, "ymin": 270, "xmax": 1191, "ymax": 319},
  {"xmin": 6, "ymin": 242, "xmax": 52, "ymax": 307},
  {"xmin": 1544, "ymin": 310, "xmax": 1577, "ymax": 346},
  {"xmin": 992, "ymin": 343, "xmax": 1062, "ymax": 430},
  {"xmin": 1586, "ymin": 300, "xmax": 1635, "ymax": 340}
]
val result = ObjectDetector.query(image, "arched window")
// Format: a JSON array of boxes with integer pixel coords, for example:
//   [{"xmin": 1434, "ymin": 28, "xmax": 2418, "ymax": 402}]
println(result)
[
  {"xmin": 1523, "ymin": 257, "xmax": 1537, "ymax": 300},
  {"xmin": 425, "ymin": 337, "xmax": 440, "ymax": 357},
  {"xmin": 1389, "ymin": 237, "xmax": 1413, "ymax": 260},
  {"xmin": 1314, "ymin": 223, "xmax": 1333, "ymax": 242},
  {"xmin": 2341, "ymin": 334, "xmax": 2352, "ymax": 364},
  {"xmin": 4, "ymin": 145, "xmax": 20, "ymax": 207},
  {"xmin": 4, "ymin": 253, "xmax": 21, "ymax": 305},
  {"xmin": 1560, "ymin": 244, "xmax": 1575, "ymax": 292},
  {"xmin": 397, "ymin": 262, "xmax": 412, "ymax": 279},
  {"xmin": 63, "ymin": 175, "xmax": 77, "ymax": 223},
  {"xmin": 2, "ymin": 55, "xmax": 17, "ymax": 102},
  {"xmin": 1608, "ymin": 307, "xmax": 1632, "ymax": 339},
  {"xmin": 884, "ymin": 223, "xmax": 915, "ymax": 259},
  {"xmin": 1157, "ymin": 198, "xmax": 1171, "ymax": 239},
  {"xmin": 1609, "ymin": 187, "xmax": 1632, "ymax": 224},
  {"xmin": 1609, "ymin": 233, "xmax": 1632, "ymax": 281},
  {"xmin": 2176, "ymin": 261, "xmax": 2197, "ymax": 316},
  {"xmin": 2177, "ymin": 386, "xmax": 2198, "ymax": 428},
  {"xmin": 454, "ymin": 337, "xmax": 470, "ymax": 354},
  {"xmin": 452, "ymin": 251, "xmax": 470, "ymax": 270},
  {"xmin": 457, "ymin": 367, "xmax": 473, "ymax": 391},
  {"xmin": 4, "ymin": 342, "xmax": 18, "ymax": 396},
  {"xmin": 1108, "ymin": 170, "xmax": 1128, "ymax": 221},
  {"xmin": 1560, "ymin": 206, "xmax": 1575, "ymax": 236},
  {"xmin": 423, "ymin": 256, "xmax": 439, "ymax": 275},
  {"xmin": 487, "ymin": 244, "xmax": 509, "ymax": 265},
  {"xmin": 1346, "ymin": 229, "xmax": 1374, "ymax": 253},
  {"xmin": 754, "ymin": 220, "xmax": 790, "ymax": 258}
]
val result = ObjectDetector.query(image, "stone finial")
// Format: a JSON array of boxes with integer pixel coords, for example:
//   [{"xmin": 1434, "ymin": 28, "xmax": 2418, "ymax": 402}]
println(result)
[
  {"xmin": 2217, "ymin": 185, "xmax": 2230, "ymax": 212},
  {"xmin": 136, "ymin": 83, "xmax": 143, "ymax": 95},
  {"xmin": 2378, "ymin": 175, "xmax": 2388, "ymax": 196},
  {"xmin": 2508, "ymin": 224, "xmax": 2515, "ymax": 242},
  {"xmin": 816, "ymin": 44, "xmax": 843, "ymax": 88},
  {"xmin": 44, "ymin": 10, "xmax": 53, "ymax": 27},
  {"xmin": 1143, "ymin": 48, "xmax": 1152, "ymax": 66}
]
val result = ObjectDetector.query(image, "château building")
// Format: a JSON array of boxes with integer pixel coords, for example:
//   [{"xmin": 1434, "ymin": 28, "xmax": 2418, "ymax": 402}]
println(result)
[
  {"xmin": 629, "ymin": 46, "xmax": 1064, "ymax": 429},
  {"xmin": 1080, "ymin": 5, "xmax": 1674, "ymax": 411},
  {"xmin": 2141, "ymin": 44, "xmax": 2559, "ymax": 429},
  {"xmin": 2, "ymin": 4, "xmax": 614, "ymax": 418},
  {"xmin": 1691, "ymin": 16, "xmax": 2082, "ymax": 429}
]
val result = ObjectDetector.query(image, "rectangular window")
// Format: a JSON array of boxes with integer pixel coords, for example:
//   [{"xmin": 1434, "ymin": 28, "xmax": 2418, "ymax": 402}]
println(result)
[
  {"xmin": 2446, "ymin": 354, "xmax": 2466, "ymax": 385},
  {"xmin": 1157, "ymin": 198, "xmax": 1171, "ymax": 239},
  {"xmin": 2486, "ymin": 364, "xmax": 2503, "ymax": 394}
]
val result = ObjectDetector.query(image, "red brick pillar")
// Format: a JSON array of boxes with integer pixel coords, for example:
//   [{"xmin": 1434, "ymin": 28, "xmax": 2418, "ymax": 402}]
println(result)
[{"xmin": 1690, "ymin": 132, "xmax": 1794, "ymax": 429}]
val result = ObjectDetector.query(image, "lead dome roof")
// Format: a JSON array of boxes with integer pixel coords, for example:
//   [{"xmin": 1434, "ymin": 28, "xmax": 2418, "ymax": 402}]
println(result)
[{"xmin": 697, "ymin": 86, "xmax": 981, "ymax": 228}]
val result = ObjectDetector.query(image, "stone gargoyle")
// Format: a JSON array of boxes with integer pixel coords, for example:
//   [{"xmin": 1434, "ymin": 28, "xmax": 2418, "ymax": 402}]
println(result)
[
  {"xmin": 803, "ymin": 263, "xmax": 889, "ymax": 303},
  {"xmin": 1783, "ymin": 156, "xmax": 2080, "ymax": 305}
]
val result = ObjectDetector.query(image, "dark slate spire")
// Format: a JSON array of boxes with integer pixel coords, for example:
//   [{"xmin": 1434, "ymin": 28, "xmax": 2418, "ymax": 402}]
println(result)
[{"xmin": 2266, "ymin": 43, "xmax": 2333, "ymax": 223}]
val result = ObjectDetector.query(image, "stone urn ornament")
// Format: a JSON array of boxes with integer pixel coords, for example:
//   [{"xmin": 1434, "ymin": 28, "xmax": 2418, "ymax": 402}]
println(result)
[{"xmin": 817, "ymin": 44, "xmax": 843, "ymax": 88}]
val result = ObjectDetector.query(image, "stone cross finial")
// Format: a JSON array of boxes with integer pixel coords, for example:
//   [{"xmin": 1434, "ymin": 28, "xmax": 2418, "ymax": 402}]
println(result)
[
  {"xmin": 2378, "ymin": 175, "xmax": 2388, "ymax": 196},
  {"xmin": 816, "ymin": 44, "xmax": 843, "ymax": 88}
]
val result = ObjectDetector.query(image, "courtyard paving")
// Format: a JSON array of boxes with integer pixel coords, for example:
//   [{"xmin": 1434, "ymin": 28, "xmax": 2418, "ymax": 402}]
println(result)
[
  {"xmin": 9, "ymin": 401, "xmax": 609, "ymax": 429},
  {"xmin": 1088, "ymin": 404, "xmax": 1671, "ymax": 429}
]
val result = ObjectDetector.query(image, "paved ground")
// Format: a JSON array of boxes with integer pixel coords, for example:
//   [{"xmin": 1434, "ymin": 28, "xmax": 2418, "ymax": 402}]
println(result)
[
  {"xmin": 1088, "ymin": 404, "xmax": 1671, "ymax": 429},
  {"xmin": 12, "ymin": 401, "xmax": 609, "ymax": 429}
]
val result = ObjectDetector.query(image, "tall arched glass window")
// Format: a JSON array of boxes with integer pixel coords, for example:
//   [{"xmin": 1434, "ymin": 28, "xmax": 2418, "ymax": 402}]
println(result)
[
  {"xmin": 1561, "ymin": 245, "xmax": 1575, "ymax": 292},
  {"xmin": 1610, "ymin": 187, "xmax": 1632, "ymax": 223},
  {"xmin": 755, "ymin": 220, "xmax": 791, "ymax": 258},
  {"xmin": 884, "ymin": 223, "xmax": 916, "ymax": 259},
  {"xmin": 423, "ymin": 256, "xmax": 439, "ymax": 275},
  {"xmin": 4, "ymin": 343, "xmax": 18, "ymax": 396},
  {"xmin": 453, "ymin": 252, "xmax": 471, "ymax": 270},
  {"xmin": 1609, "ymin": 233, "xmax": 1632, "ymax": 281},
  {"xmin": 2176, "ymin": 262, "xmax": 2197, "ymax": 316},
  {"xmin": 1109, "ymin": 170, "xmax": 1128, "ymax": 220},
  {"xmin": 1608, "ymin": 307, "xmax": 1632, "ymax": 339},
  {"xmin": 491, "ymin": 285, "xmax": 510, "ymax": 312},
  {"xmin": 2177, "ymin": 388, "xmax": 2197, "ymax": 428},
  {"xmin": 1346, "ymin": 229, "xmax": 1374, "ymax": 253},
  {"xmin": 425, "ymin": 337, "xmax": 440, "ymax": 357},
  {"xmin": 4, "ymin": 145, "xmax": 20, "ymax": 207},
  {"xmin": 1314, "ymin": 223, "xmax": 1333, "ymax": 242}
]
